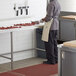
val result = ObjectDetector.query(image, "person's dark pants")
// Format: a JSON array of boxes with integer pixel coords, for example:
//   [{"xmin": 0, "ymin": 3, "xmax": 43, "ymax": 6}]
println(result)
[{"xmin": 44, "ymin": 30, "xmax": 58, "ymax": 64}]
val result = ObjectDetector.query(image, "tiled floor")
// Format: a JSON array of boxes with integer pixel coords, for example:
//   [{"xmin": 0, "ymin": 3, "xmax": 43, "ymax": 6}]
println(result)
[
  {"xmin": 0, "ymin": 57, "xmax": 46, "ymax": 73},
  {"xmin": 0, "ymin": 57, "xmax": 58, "ymax": 76}
]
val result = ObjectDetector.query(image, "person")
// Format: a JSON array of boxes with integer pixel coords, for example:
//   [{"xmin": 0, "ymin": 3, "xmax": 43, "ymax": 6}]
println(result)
[{"xmin": 41, "ymin": 0, "xmax": 61, "ymax": 64}]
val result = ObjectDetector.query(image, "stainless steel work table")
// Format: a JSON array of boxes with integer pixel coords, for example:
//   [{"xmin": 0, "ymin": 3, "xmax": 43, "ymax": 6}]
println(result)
[{"xmin": 0, "ymin": 24, "xmax": 44, "ymax": 70}]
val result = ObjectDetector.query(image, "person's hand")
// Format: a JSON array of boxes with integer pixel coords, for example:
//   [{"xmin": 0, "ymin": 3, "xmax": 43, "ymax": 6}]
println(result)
[
  {"xmin": 42, "ymin": 18, "xmax": 45, "ymax": 21},
  {"xmin": 40, "ymin": 18, "xmax": 45, "ymax": 23}
]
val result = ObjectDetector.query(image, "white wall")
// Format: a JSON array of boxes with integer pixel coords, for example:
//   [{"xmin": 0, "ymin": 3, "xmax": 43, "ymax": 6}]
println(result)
[
  {"xmin": 28, "ymin": 0, "xmax": 47, "ymax": 20},
  {"xmin": 58, "ymin": 0, "xmax": 76, "ymax": 12},
  {"xmin": 0, "ymin": 0, "xmax": 46, "ymax": 21},
  {"xmin": 0, "ymin": 0, "xmax": 29, "ymax": 20}
]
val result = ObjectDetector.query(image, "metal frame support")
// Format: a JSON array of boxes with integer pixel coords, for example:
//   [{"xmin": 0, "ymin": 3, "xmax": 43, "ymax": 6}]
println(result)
[{"xmin": 10, "ymin": 32, "xmax": 14, "ymax": 70}]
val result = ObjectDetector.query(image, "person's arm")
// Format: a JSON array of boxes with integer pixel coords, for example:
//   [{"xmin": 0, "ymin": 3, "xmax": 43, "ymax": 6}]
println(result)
[{"xmin": 45, "ymin": 3, "xmax": 54, "ymax": 22}]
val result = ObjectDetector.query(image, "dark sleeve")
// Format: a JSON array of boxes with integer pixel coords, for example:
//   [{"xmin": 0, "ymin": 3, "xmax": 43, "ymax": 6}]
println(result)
[{"xmin": 45, "ymin": 3, "xmax": 54, "ymax": 22}]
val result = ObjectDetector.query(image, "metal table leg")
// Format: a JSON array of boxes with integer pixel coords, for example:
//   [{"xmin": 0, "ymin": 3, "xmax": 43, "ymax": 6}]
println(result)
[{"xmin": 10, "ymin": 32, "xmax": 14, "ymax": 70}]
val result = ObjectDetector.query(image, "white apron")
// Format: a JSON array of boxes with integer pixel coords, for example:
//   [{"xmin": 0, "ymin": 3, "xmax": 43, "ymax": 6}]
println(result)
[{"xmin": 41, "ymin": 18, "xmax": 53, "ymax": 42}]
